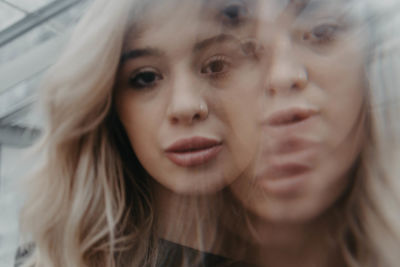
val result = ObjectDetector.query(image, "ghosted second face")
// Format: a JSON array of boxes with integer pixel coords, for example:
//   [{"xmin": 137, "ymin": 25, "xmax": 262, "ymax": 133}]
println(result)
[
  {"xmin": 115, "ymin": 0, "xmax": 264, "ymax": 194},
  {"xmin": 230, "ymin": 0, "xmax": 367, "ymax": 224}
]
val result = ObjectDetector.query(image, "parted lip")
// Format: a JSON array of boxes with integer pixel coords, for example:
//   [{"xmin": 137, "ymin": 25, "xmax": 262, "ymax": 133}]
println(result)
[
  {"xmin": 267, "ymin": 107, "xmax": 319, "ymax": 127},
  {"xmin": 265, "ymin": 163, "xmax": 311, "ymax": 180},
  {"xmin": 165, "ymin": 137, "xmax": 222, "ymax": 153},
  {"xmin": 165, "ymin": 137, "xmax": 223, "ymax": 167}
]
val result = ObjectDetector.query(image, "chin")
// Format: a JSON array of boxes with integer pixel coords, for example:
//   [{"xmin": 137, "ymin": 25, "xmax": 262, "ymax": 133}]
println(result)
[{"xmin": 251, "ymin": 195, "xmax": 338, "ymax": 225}]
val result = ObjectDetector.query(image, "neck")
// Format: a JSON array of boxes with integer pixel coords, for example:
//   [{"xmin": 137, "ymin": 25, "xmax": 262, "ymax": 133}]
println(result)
[
  {"xmin": 153, "ymin": 183, "xmax": 223, "ymax": 253},
  {"xmin": 242, "ymin": 212, "xmax": 346, "ymax": 267}
]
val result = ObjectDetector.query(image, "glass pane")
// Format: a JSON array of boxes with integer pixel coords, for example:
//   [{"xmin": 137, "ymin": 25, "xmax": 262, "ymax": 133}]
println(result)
[
  {"xmin": 0, "ymin": 2, "xmax": 24, "ymax": 32},
  {"xmin": 47, "ymin": 0, "xmax": 89, "ymax": 31},
  {"xmin": 0, "ymin": 72, "xmax": 42, "ymax": 118},
  {"xmin": 8, "ymin": 0, "xmax": 57, "ymax": 13},
  {"xmin": 0, "ymin": 23, "xmax": 57, "ymax": 65}
]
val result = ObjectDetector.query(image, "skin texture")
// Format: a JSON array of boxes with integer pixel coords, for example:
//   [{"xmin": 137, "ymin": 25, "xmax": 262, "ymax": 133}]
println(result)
[
  {"xmin": 115, "ymin": 0, "xmax": 264, "ymax": 194},
  {"xmin": 228, "ymin": 1, "xmax": 366, "ymax": 266}
]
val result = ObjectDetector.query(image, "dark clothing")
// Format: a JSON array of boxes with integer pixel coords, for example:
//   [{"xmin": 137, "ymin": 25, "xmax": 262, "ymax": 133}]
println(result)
[
  {"xmin": 15, "ymin": 240, "xmax": 254, "ymax": 267},
  {"xmin": 156, "ymin": 239, "xmax": 254, "ymax": 267}
]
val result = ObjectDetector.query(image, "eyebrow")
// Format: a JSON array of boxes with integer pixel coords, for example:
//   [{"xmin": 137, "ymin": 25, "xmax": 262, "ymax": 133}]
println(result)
[
  {"xmin": 291, "ymin": 0, "xmax": 346, "ymax": 18},
  {"xmin": 288, "ymin": 0, "xmax": 311, "ymax": 16},
  {"xmin": 120, "ymin": 48, "xmax": 164, "ymax": 64},
  {"xmin": 193, "ymin": 33, "xmax": 239, "ymax": 52},
  {"xmin": 286, "ymin": 0, "xmax": 336, "ymax": 18}
]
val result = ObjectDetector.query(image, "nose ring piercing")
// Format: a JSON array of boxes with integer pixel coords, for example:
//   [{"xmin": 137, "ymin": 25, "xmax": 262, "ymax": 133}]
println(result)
[{"xmin": 199, "ymin": 103, "xmax": 207, "ymax": 113}]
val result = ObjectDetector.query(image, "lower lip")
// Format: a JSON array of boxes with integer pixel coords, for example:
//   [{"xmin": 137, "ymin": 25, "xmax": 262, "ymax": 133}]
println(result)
[
  {"xmin": 255, "ymin": 164, "xmax": 310, "ymax": 196},
  {"xmin": 166, "ymin": 145, "xmax": 222, "ymax": 167}
]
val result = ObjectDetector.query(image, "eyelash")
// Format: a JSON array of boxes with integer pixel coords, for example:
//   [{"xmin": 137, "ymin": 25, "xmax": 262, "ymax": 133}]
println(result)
[
  {"xmin": 200, "ymin": 55, "xmax": 232, "ymax": 80},
  {"xmin": 303, "ymin": 23, "xmax": 341, "ymax": 45},
  {"xmin": 128, "ymin": 67, "xmax": 163, "ymax": 90},
  {"xmin": 127, "ymin": 55, "xmax": 232, "ymax": 90}
]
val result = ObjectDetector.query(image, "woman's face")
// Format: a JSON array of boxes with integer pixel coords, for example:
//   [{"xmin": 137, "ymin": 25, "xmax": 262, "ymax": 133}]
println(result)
[
  {"xmin": 230, "ymin": 0, "xmax": 366, "ymax": 223},
  {"xmin": 115, "ymin": 0, "xmax": 264, "ymax": 194}
]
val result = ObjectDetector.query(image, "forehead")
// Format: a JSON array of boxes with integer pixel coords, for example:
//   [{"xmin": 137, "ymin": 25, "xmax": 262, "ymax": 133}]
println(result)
[
  {"xmin": 259, "ymin": 0, "xmax": 358, "ymax": 21},
  {"xmin": 123, "ymin": 0, "xmax": 258, "ymax": 51},
  {"xmin": 130, "ymin": 0, "xmax": 244, "ymax": 30},
  {"xmin": 122, "ymin": 0, "xmax": 212, "ymax": 52},
  {"xmin": 125, "ymin": 1, "xmax": 218, "ymax": 50}
]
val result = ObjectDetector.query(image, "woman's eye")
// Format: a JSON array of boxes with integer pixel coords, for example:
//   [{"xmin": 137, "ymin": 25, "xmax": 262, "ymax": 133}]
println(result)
[
  {"xmin": 201, "ymin": 56, "xmax": 232, "ymax": 78},
  {"xmin": 129, "ymin": 69, "xmax": 163, "ymax": 89},
  {"xmin": 303, "ymin": 24, "xmax": 340, "ymax": 44},
  {"xmin": 221, "ymin": 1, "xmax": 248, "ymax": 26}
]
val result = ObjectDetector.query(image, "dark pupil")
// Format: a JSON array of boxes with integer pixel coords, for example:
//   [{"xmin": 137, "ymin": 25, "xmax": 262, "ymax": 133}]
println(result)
[
  {"xmin": 223, "ymin": 5, "xmax": 240, "ymax": 20},
  {"xmin": 137, "ymin": 72, "xmax": 156, "ymax": 84},
  {"xmin": 210, "ymin": 61, "xmax": 224, "ymax": 73},
  {"xmin": 313, "ymin": 25, "xmax": 336, "ymax": 39}
]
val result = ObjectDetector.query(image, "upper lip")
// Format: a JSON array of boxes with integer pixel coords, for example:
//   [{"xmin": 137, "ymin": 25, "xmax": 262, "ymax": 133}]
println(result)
[
  {"xmin": 267, "ymin": 107, "xmax": 319, "ymax": 126},
  {"xmin": 165, "ymin": 137, "xmax": 222, "ymax": 153}
]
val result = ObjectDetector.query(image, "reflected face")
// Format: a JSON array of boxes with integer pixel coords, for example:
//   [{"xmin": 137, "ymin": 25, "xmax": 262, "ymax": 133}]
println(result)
[
  {"xmin": 116, "ymin": 0, "xmax": 263, "ymax": 194},
  {"xmin": 230, "ymin": 0, "xmax": 366, "ymax": 222}
]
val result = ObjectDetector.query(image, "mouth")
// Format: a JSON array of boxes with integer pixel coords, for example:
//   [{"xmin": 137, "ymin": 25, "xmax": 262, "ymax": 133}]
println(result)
[
  {"xmin": 165, "ymin": 137, "xmax": 223, "ymax": 167},
  {"xmin": 255, "ymin": 162, "xmax": 311, "ymax": 196},
  {"xmin": 267, "ymin": 107, "xmax": 319, "ymax": 127},
  {"xmin": 266, "ymin": 163, "xmax": 310, "ymax": 179}
]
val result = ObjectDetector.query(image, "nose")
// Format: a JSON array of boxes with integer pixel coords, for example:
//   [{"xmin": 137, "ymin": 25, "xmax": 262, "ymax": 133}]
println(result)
[
  {"xmin": 167, "ymin": 74, "xmax": 208, "ymax": 125},
  {"xmin": 266, "ymin": 36, "xmax": 308, "ymax": 96}
]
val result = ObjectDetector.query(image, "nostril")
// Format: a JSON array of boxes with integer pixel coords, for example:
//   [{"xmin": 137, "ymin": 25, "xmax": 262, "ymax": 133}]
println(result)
[
  {"xmin": 193, "ymin": 113, "xmax": 201, "ymax": 121},
  {"xmin": 291, "ymin": 81, "xmax": 304, "ymax": 91},
  {"xmin": 170, "ymin": 117, "xmax": 179, "ymax": 124}
]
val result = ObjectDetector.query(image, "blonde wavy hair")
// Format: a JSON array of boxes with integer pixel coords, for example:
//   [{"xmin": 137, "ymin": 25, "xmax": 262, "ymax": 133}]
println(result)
[
  {"xmin": 20, "ymin": 0, "xmax": 159, "ymax": 266},
  {"xmin": 18, "ymin": 0, "xmax": 400, "ymax": 266},
  {"xmin": 340, "ymin": 1, "xmax": 400, "ymax": 266}
]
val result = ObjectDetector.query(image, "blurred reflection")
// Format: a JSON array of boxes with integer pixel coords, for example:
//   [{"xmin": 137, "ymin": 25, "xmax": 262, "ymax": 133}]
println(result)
[
  {"xmin": 226, "ymin": 0, "xmax": 400, "ymax": 267},
  {"xmin": 229, "ymin": 0, "xmax": 366, "ymax": 266}
]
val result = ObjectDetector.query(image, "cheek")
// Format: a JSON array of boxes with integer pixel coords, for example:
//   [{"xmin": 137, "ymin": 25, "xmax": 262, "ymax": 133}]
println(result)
[
  {"xmin": 116, "ymin": 95, "xmax": 153, "ymax": 151},
  {"xmin": 215, "ymin": 87, "xmax": 263, "ymax": 158},
  {"xmin": 309, "ymin": 49, "xmax": 366, "ymax": 143},
  {"xmin": 323, "ymin": 73, "xmax": 365, "ymax": 147},
  {"xmin": 118, "ymin": 113, "xmax": 160, "ymax": 177},
  {"xmin": 217, "ymin": 65, "xmax": 265, "ymax": 128}
]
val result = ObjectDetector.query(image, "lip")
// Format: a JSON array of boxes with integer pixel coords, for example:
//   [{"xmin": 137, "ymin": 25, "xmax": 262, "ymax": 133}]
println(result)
[
  {"xmin": 256, "ymin": 173, "xmax": 307, "ymax": 196},
  {"xmin": 255, "ymin": 163, "xmax": 311, "ymax": 195},
  {"xmin": 267, "ymin": 107, "xmax": 319, "ymax": 127},
  {"xmin": 165, "ymin": 137, "xmax": 223, "ymax": 167},
  {"xmin": 264, "ymin": 162, "xmax": 310, "ymax": 179},
  {"xmin": 273, "ymin": 138, "xmax": 318, "ymax": 154}
]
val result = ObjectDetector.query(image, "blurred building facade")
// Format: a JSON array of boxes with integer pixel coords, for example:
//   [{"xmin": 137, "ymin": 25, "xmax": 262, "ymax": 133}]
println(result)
[{"xmin": 0, "ymin": 1, "xmax": 89, "ymax": 266}]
